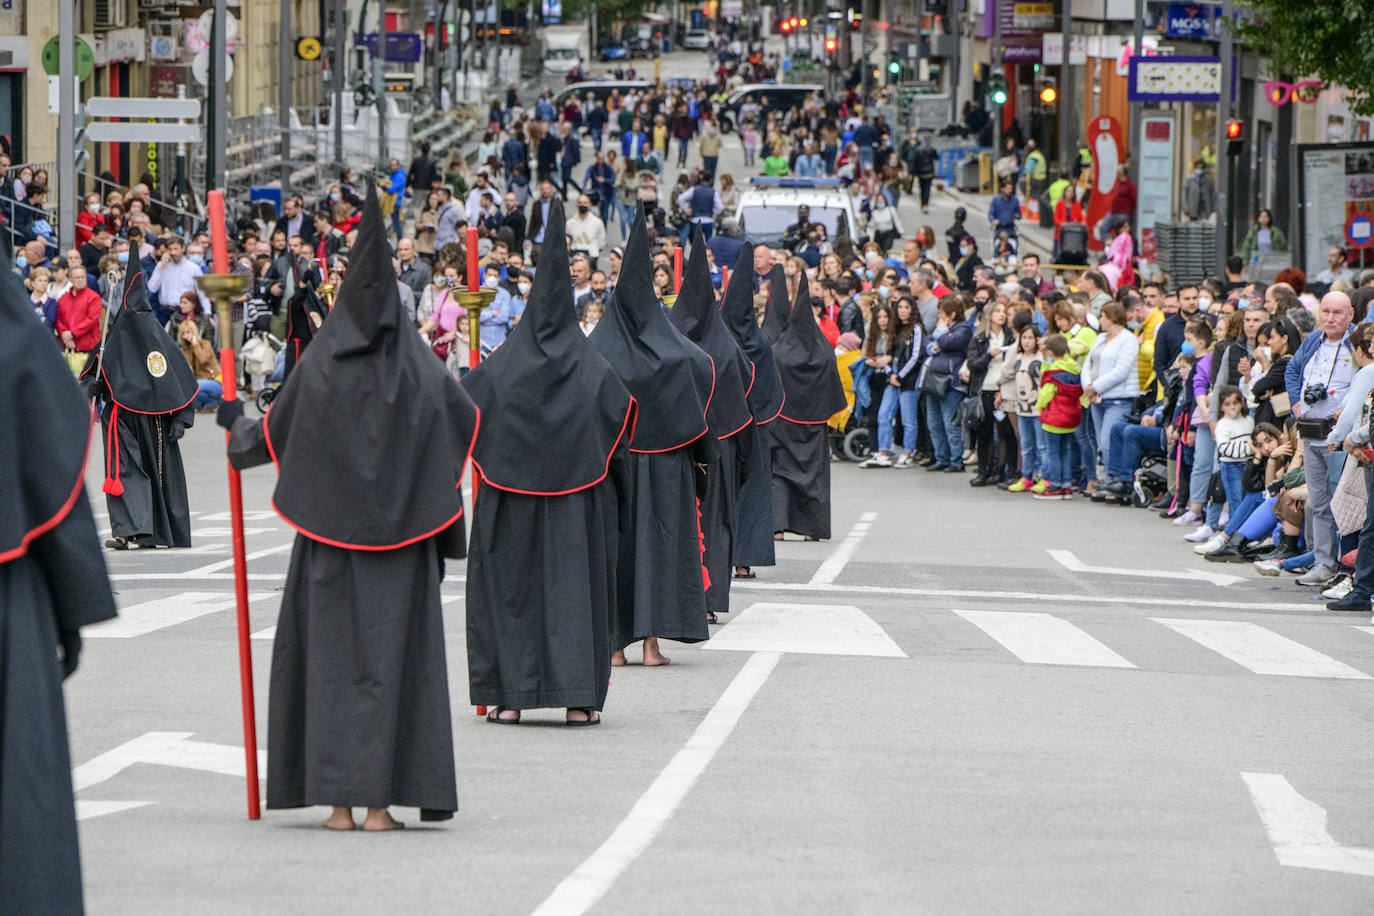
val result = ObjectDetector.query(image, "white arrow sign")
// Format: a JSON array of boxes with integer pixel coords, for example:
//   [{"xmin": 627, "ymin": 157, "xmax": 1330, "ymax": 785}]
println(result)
[
  {"xmin": 1047, "ymin": 548, "xmax": 1244, "ymax": 587},
  {"xmin": 1243, "ymin": 772, "xmax": 1374, "ymax": 877},
  {"xmin": 73, "ymin": 731, "xmax": 265, "ymax": 821}
]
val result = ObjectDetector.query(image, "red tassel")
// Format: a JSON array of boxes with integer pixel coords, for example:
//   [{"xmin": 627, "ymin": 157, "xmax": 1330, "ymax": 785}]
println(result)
[
  {"xmin": 103, "ymin": 477, "xmax": 124, "ymax": 496},
  {"xmin": 695, "ymin": 497, "xmax": 711, "ymax": 592},
  {"xmin": 103, "ymin": 404, "xmax": 123, "ymax": 497}
]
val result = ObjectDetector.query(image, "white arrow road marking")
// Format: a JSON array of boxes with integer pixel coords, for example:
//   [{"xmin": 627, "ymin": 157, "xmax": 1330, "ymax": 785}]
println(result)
[
  {"xmin": 86, "ymin": 591, "xmax": 273, "ymax": 638},
  {"xmin": 1242, "ymin": 773, "xmax": 1374, "ymax": 877},
  {"xmin": 703, "ymin": 603, "xmax": 906, "ymax": 658},
  {"xmin": 954, "ymin": 609, "xmax": 1136, "ymax": 668},
  {"xmin": 531, "ymin": 652, "xmax": 782, "ymax": 916},
  {"xmin": 74, "ymin": 731, "xmax": 267, "ymax": 821},
  {"xmin": 1154, "ymin": 619, "xmax": 1371, "ymax": 679},
  {"xmin": 808, "ymin": 512, "xmax": 878, "ymax": 585},
  {"xmin": 535, "ymin": 606, "xmax": 903, "ymax": 915},
  {"xmin": 1048, "ymin": 548, "xmax": 1244, "ymax": 587}
]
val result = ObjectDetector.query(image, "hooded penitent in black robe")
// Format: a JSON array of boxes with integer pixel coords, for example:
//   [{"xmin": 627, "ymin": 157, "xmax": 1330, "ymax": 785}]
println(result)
[
  {"xmin": 1, "ymin": 258, "xmax": 118, "ymax": 913},
  {"xmin": 589, "ymin": 211, "xmax": 714, "ymax": 646},
  {"xmin": 723, "ymin": 250, "xmax": 785, "ymax": 568},
  {"xmin": 462, "ymin": 200, "xmax": 635, "ymax": 712},
  {"xmin": 771, "ymin": 274, "xmax": 847, "ymax": 540},
  {"xmin": 87, "ymin": 260, "xmax": 198, "ymax": 547},
  {"xmin": 668, "ymin": 231, "xmax": 756, "ymax": 616},
  {"xmin": 222, "ymin": 187, "xmax": 478, "ymax": 820}
]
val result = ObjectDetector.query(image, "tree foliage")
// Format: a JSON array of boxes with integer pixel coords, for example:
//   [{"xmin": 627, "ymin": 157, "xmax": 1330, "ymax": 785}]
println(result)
[{"xmin": 1236, "ymin": 0, "xmax": 1374, "ymax": 116}]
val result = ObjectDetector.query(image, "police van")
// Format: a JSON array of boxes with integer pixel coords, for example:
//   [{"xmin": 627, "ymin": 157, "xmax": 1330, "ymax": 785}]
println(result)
[{"xmin": 731, "ymin": 178, "xmax": 860, "ymax": 249}]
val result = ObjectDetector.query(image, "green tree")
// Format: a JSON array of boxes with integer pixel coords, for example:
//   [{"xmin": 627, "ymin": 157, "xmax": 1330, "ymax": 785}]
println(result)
[{"xmin": 1236, "ymin": 1, "xmax": 1374, "ymax": 116}]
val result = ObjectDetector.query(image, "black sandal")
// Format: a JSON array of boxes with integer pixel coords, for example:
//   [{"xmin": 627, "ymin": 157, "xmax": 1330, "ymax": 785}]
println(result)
[
  {"xmin": 565, "ymin": 709, "xmax": 601, "ymax": 727},
  {"xmin": 485, "ymin": 706, "xmax": 521, "ymax": 724},
  {"xmin": 733, "ymin": 568, "xmax": 756, "ymax": 579},
  {"xmin": 706, "ymin": 611, "xmax": 719, "ymax": 624}
]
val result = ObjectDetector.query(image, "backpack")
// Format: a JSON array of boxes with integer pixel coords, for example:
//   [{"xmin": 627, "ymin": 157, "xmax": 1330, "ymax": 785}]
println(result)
[{"xmin": 1058, "ymin": 222, "xmax": 1088, "ymax": 265}]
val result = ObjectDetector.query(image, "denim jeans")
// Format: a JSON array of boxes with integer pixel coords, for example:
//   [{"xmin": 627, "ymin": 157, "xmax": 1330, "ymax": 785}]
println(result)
[
  {"xmin": 1090, "ymin": 398, "xmax": 1133, "ymax": 481},
  {"xmin": 1189, "ymin": 424, "xmax": 1216, "ymax": 509},
  {"xmin": 1301, "ymin": 439, "xmax": 1344, "ymax": 569},
  {"xmin": 1042, "ymin": 430, "xmax": 1073, "ymax": 488},
  {"xmin": 1071, "ymin": 409, "xmax": 1095, "ymax": 485},
  {"xmin": 193, "ymin": 378, "xmax": 222, "ymax": 408},
  {"xmin": 598, "ymin": 195, "xmax": 615, "ymax": 227},
  {"xmin": 823, "ymin": 145, "xmax": 838, "ymax": 174},
  {"xmin": 703, "ymin": 155, "xmax": 718, "ymax": 176},
  {"xmin": 590, "ymin": 127, "xmax": 602, "ymax": 151},
  {"xmin": 925, "ymin": 387, "xmax": 964, "ymax": 467},
  {"xmin": 1222, "ymin": 490, "xmax": 1265, "ymax": 537},
  {"xmin": 1017, "ymin": 413, "xmax": 1043, "ymax": 479},
  {"xmin": 1346, "ymin": 465, "xmax": 1374, "ymax": 601},
  {"xmin": 677, "ymin": 137, "xmax": 689, "ymax": 165},
  {"xmin": 618, "ymin": 201, "xmax": 638, "ymax": 235},
  {"xmin": 897, "ymin": 388, "xmax": 919, "ymax": 453},
  {"xmin": 743, "ymin": 145, "xmax": 756, "ymax": 166},
  {"xmin": 858, "ymin": 146, "xmax": 875, "ymax": 172},
  {"xmin": 877, "ymin": 384, "xmax": 900, "ymax": 453},
  {"xmin": 881, "ymin": 185, "xmax": 899, "ymax": 208},
  {"xmin": 1236, "ymin": 496, "xmax": 1279, "ymax": 540},
  {"xmin": 1106, "ymin": 422, "xmax": 1166, "ymax": 482},
  {"xmin": 1219, "ymin": 461, "xmax": 1247, "ymax": 519}
]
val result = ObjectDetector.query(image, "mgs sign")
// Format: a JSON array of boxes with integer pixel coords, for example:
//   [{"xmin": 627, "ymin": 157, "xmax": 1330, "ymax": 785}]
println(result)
[{"xmin": 1166, "ymin": 3, "xmax": 1217, "ymax": 39}]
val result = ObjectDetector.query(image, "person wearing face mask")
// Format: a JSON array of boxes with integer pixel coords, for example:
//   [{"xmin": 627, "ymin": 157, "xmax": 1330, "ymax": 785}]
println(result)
[
  {"xmin": 1182, "ymin": 158, "xmax": 1217, "ymax": 221},
  {"xmin": 953, "ymin": 235, "xmax": 984, "ymax": 292},
  {"xmin": 478, "ymin": 263, "xmax": 512, "ymax": 348},
  {"xmin": 565, "ymin": 194, "xmax": 607, "ymax": 268},
  {"xmin": 868, "ymin": 194, "xmax": 902, "ymax": 253},
  {"xmin": 75, "ymin": 193, "xmax": 106, "ymax": 247}
]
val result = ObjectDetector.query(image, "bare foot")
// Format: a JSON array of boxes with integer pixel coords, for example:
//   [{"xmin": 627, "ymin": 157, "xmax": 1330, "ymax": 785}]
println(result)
[
  {"xmin": 611, "ymin": 649, "xmax": 627, "ymax": 667},
  {"xmin": 642, "ymin": 637, "xmax": 671, "ymax": 667},
  {"xmin": 323, "ymin": 807, "xmax": 356, "ymax": 831},
  {"xmin": 361, "ymin": 808, "xmax": 405, "ymax": 831}
]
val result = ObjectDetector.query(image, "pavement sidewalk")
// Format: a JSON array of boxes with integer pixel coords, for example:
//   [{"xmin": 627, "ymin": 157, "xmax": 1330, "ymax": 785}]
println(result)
[{"xmin": 936, "ymin": 182, "xmax": 1058, "ymax": 263}]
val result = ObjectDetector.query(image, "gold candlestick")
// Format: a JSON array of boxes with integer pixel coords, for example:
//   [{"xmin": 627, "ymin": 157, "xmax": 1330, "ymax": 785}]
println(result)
[
  {"xmin": 662, "ymin": 293, "xmax": 679, "ymax": 308},
  {"xmin": 454, "ymin": 287, "xmax": 497, "ymax": 358},
  {"xmin": 197, "ymin": 274, "xmax": 251, "ymax": 358}
]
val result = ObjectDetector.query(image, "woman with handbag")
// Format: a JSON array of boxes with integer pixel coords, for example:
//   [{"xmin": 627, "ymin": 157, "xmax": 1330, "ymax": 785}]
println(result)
[
  {"xmin": 416, "ymin": 265, "xmax": 468, "ymax": 378},
  {"xmin": 920, "ymin": 294, "xmax": 972, "ymax": 473},
  {"xmin": 962, "ymin": 300, "xmax": 1017, "ymax": 486},
  {"xmin": 1251, "ymin": 318, "xmax": 1298, "ymax": 427}
]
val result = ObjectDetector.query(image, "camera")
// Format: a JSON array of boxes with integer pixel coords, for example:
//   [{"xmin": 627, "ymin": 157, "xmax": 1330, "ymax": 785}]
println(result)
[{"xmin": 1303, "ymin": 383, "xmax": 1328, "ymax": 406}]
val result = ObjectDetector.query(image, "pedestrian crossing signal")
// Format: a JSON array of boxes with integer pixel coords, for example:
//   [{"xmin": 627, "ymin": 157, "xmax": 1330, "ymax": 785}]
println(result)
[
  {"xmin": 989, "ymin": 73, "xmax": 1009, "ymax": 106},
  {"xmin": 1226, "ymin": 119, "xmax": 1244, "ymax": 156}
]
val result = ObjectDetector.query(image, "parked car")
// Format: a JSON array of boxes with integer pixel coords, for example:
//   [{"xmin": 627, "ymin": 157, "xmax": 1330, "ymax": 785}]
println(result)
[
  {"xmin": 682, "ymin": 29, "xmax": 712, "ymax": 50},
  {"xmin": 553, "ymin": 80, "xmax": 652, "ymax": 111},
  {"xmin": 599, "ymin": 39, "xmax": 629, "ymax": 61}
]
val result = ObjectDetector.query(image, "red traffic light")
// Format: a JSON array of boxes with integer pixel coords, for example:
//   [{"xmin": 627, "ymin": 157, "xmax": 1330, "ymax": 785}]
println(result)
[
  {"xmin": 780, "ymin": 19, "xmax": 790, "ymax": 31},
  {"xmin": 824, "ymin": 38, "xmax": 837, "ymax": 52},
  {"xmin": 1226, "ymin": 119, "xmax": 1243, "ymax": 140},
  {"xmin": 789, "ymin": 17, "xmax": 799, "ymax": 28}
]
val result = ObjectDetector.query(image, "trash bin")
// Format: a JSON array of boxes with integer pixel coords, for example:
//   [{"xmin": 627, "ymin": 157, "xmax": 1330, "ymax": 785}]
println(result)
[
  {"xmin": 1038, "ymin": 192, "xmax": 1054, "ymax": 228},
  {"xmin": 957, "ymin": 156, "xmax": 981, "ymax": 192}
]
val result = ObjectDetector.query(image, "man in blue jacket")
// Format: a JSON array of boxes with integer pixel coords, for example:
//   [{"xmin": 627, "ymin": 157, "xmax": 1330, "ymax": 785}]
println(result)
[
  {"xmin": 987, "ymin": 181, "xmax": 1021, "ymax": 240},
  {"xmin": 1284, "ymin": 291, "xmax": 1356, "ymax": 587}
]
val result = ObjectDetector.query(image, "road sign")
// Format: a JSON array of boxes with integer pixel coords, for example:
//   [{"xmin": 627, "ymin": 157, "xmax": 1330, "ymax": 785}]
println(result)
[
  {"xmin": 198, "ymin": 9, "xmax": 239, "ymax": 43},
  {"xmin": 87, "ymin": 96, "xmax": 202, "ymax": 119},
  {"xmin": 192, "ymin": 48, "xmax": 234, "ymax": 86},
  {"xmin": 87, "ymin": 122, "xmax": 203, "ymax": 144},
  {"xmin": 41, "ymin": 34, "xmax": 95, "ymax": 80},
  {"xmin": 1348, "ymin": 214, "xmax": 1373, "ymax": 248},
  {"xmin": 296, "ymin": 36, "xmax": 322, "ymax": 61},
  {"xmin": 863, "ymin": 38, "xmax": 878, "ymax": 54}
]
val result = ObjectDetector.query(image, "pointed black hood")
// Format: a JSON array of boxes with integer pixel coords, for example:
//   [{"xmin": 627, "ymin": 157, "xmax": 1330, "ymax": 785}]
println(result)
[
  {"xmin": 0, "ymin": 248, "xmax": 99, "ymax": 564},
  {"xmin": 588, "ymin": 209, "xmax": 713, "ymax": 452},
  {"xmin": 668, "ymin": 230, "xmax": 753, "ymax": 440},
  {"xmin": 760, "ymin": 264, "xmax": 791, "ymax": 344},
  {"xmin": 93, "ymin": 256, "xmax": 199, "ymax": 415},
  {"xmin": 773, "ymin": 272, "xmax": 846, "ymax": 424},
  {"xmin": 462, "ymin": 198, "xmax": 634, "ymax": 494},
  {"xmin": 265, "ymin": 184, "xmax": 480, "ymax": 548},
  {"xmin": 721, "ymin": 243, "xmax": 784, "ymax": 424}
]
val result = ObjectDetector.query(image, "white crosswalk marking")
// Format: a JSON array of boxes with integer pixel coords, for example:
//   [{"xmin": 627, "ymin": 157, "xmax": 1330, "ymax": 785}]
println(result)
[
  {"xmin": 1153, "ymin": 619, "xmax": 1371, "ymax": 679},
  {"xmin": 953, "ymin": 610, "xmax": 1136, "ymax": 668},
  {"xmin": 88, "ymin": 592, "xmax": 272, "ymax": 638}
]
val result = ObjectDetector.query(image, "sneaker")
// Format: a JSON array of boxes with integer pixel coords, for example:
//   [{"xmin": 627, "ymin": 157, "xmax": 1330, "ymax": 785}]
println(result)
[
  {"xmin": 1184, "ymin": 525, "xmax": 1216, "ymax": 543},
  {"xmin": 1254, "ymin": 560, "xmax": 1282, "ymax": 576},
  {"xmin": 1322, "ymin": 576, "xmax": 1354, "ymax": 600},
  {"xmin": 1296, "ymin": 565, "xmax": 1338, "ymax": 587},
  {"xmin": 1031, "ymin": 479, "xmax": 1049, "ymax": 495},
  {"xmin": 1194, "ymin": 533, "xmax": 1228, "ymax": 555},
  {"xmin": 1007, "ymin": 477, "xmax": 1034, "ymax": 493},
  {"xmin": 1326, "ymin": 592, "xmax": 1372, "ymax": 612},
  {"xmin": 1033, "ymin": 487, "xmax": 1072, "ymax": 500},
  {"xmin": 894, "ymin": 453, "xmax": 913, "ymax": 468},
  {"xmin": 858, "ymin": 452, "xmax": 892, "ymax": 468},
  {"xmin": 1172, "ymin": 510, "xmax": 1201, "ymax": 527}
]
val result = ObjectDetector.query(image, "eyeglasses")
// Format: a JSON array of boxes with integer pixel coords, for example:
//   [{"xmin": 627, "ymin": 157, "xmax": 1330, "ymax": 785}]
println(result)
[{"xmin": 1263, "ymin": 81, "xmax": 1323, "ymax": 105}]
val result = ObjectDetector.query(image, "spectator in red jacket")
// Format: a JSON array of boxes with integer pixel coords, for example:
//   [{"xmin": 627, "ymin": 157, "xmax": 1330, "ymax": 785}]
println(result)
[
  {"xmin": 55, "ymin": 266, "xmax": 103, "ymax": 352},
  {"xmin": 75, "ymin": 193, "xmax": 106, "ymax": 247}
]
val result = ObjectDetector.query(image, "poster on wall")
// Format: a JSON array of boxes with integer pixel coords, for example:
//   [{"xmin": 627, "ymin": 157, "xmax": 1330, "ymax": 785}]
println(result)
[
  {"xmin": 1136, "ymin": 112, "xmax": 1177, "ymax": 269},
  {"xmin": 1295, "ymin": 142, "xmax": 1374, "ymax": 277}
]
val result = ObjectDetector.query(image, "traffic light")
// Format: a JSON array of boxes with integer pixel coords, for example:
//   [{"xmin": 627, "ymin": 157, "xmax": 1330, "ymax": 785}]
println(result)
[
  {"xmin": 1226, "ymin": 119, "xmax": 1244, "ymax": 156},
  {"xmin": 824, "ymin": 37, "xmax": 837, "ymax": 53},
  {"xmin": 779, "ymin": 17, "xmax": 791, "ymax": 32},
  {"xmin": 888, "ymin": 55, "xmax": 901, "ymax": 77},
  {"xmin": 1038, "ymin": 76, "xmax": 1057, "ymax": 106},
  {"xmin": 988, "ymin": 72, "xmax": 1008, "ymax": 106}
]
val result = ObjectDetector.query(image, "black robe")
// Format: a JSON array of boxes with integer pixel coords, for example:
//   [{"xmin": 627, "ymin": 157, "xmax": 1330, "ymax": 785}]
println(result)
[
  {"xmin": 100, "ymin": 401, "xmax": 194, "ymax": 546},
  {"xmin": 224, "ymin": 187, "xmax": 477, "ymax": 818},
  {"xmin": 461, "ymin": 198, "xmax": 635, "ymax": 710},
  {"xmin": 1, "ymin": 254, "xmax": 118, "ymax": 913}
]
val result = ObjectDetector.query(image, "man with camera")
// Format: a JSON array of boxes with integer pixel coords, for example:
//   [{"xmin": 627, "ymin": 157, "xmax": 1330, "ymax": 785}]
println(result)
[{"xmin": 1284, "ymin": 291, "xmax": 1357, "ymax": 587}]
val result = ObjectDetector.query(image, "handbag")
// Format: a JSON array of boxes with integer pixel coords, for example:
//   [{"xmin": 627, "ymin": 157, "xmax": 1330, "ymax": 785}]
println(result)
[
  {"xmin": 1206, "ymin": 471, "xmax": 1226, "ymax": 504},
  {"xmin": 920, "ymin": 365, "xmax": 951, "ymax": 397},
  {"xmin": 1331, "ymin": 456, "xmax": 1368, "ymax": 536},
  {"xmin": 1268, "ymin": 390, "xmax": 1291, "ymax": 418},
  {"xmin": 962, "ymin": 393, "xmax": 985, "ymax": 431},
  {"xmin": 63, "ymin": 349, "xmax": 88, "ymax": 377},
  {"xmin": 431, "ymin": 331, "xmax": 452, "ymax": 362}
]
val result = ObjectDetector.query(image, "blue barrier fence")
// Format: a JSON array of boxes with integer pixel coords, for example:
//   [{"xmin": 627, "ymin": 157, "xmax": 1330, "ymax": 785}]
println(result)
[{"xmin": 935, "ymin": 145, "xmax": 992, "ymax": 183}]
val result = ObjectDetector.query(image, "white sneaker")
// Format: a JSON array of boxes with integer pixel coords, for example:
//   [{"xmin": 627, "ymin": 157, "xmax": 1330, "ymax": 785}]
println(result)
[
  {"xmin": 1184, "ymin": 525, "xmax": 1216, "ymax": 543},
  {"xmin": 1323, "ymin": 576, "xmax": 1354, "ymax": 600},
  {"xmin": 1172, "ymin": 509, "xmax": 1201, "ymax": 527},
  {"xmin": 894, "ymin": 453, "xmax": 913, "ymax": 468},
  {"xmin": 1254, "ymin": 560, "xmax": 1282, "ymax": 576},
  {"xmin": 1194, "ymin": 533, "xmax": 1228, "ymax": 555},
  {"xmin": 858, "ymin": 452, "xmax": 892, "ymax": 468}
]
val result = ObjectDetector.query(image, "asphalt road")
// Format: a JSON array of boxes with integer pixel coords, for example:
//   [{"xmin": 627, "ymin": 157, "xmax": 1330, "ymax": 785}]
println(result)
[{"xmin": 64, "ymin": 48, "xmax": 1374, "ymax": 914}]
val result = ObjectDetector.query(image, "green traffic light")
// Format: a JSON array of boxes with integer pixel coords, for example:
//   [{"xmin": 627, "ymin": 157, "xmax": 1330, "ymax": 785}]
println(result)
[
  {"xmin": 888, "ymin": 60, "xmax": 900, "ymax": 74},
  {"xmin": 992, "ymin": 89, "xmax": 1007, "ymax": 104}
]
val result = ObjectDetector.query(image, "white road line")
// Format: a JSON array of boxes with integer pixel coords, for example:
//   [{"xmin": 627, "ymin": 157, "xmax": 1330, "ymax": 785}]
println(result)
[
  {"xmin": 1242, "ymin": 772, "xmax": 1374, "ymax": 877},
  {"xmin": 87, "ymin": 591, "xmax": 273, "ymax": 638},
  {"xmin": 180, "ymin": 543, "xmax": 294, "ymax": 577},
  {"xmin": 251, "ymin": 626, "xmax": 276, "ymax": 640},
  {"xmin": 1153, "ymin": 619, "xmax": 1371, "ymax": 679},
  {"xmin": 530, "ymin": 651, "xmax": 782, "ymax": 916},
  {"xmin": 1048, "ymin": 548, "xmax": 1243, "ymax": 587},
  {"xmin": 192, "ymin": 527, "xmax": 277, "ymax": 538},
  {"xmin": 808, "ymin": 512, "xmax": 879, "ymax": 586},
  {"xmin": 1353, "ymin": 626, "xmax": 1374, "ymax": 639},
  {"xmin": 731, "ymin": 579, "xmax": 1320, "ymax": 612},
  {"xmin": 74, "ymin": 731, "xmax": 266, "ymax": 792},
  {"xmin": 704, "ymin": 603, "xmax": 906, "ymax": 657},
  {"xmin": 197, "ymin": 510, "xmax": 278, "ymax": 521},
  {"xmin": 77, "ymin": 800, "xmax": 155, "ymax": 821},
  {"xmin": 954, "ymin": 609, "xmax": 1136, "ymax": 668},
  {"xmin": 108, "ymin": 572, "xmax": 288, "ymax": 581}
]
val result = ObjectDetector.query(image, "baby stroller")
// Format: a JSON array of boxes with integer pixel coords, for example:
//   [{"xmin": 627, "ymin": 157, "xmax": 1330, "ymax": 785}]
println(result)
[
  {"xmin": 241, "ymin": 324, "xmax": 284, "ymax": 412},
  {"xmin": 1131, "ymin": 452, "xmax": 1168, "ymax": 508},
  {"xmin": 828, "ymin": 350, "xmax": 872, "ymax": 462}
]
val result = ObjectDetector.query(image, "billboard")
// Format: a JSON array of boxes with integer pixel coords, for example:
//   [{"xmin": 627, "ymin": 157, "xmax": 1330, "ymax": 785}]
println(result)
[{"xmin": 1294, "ymin": 142, "xmax": 1374, "ymax": 278}]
